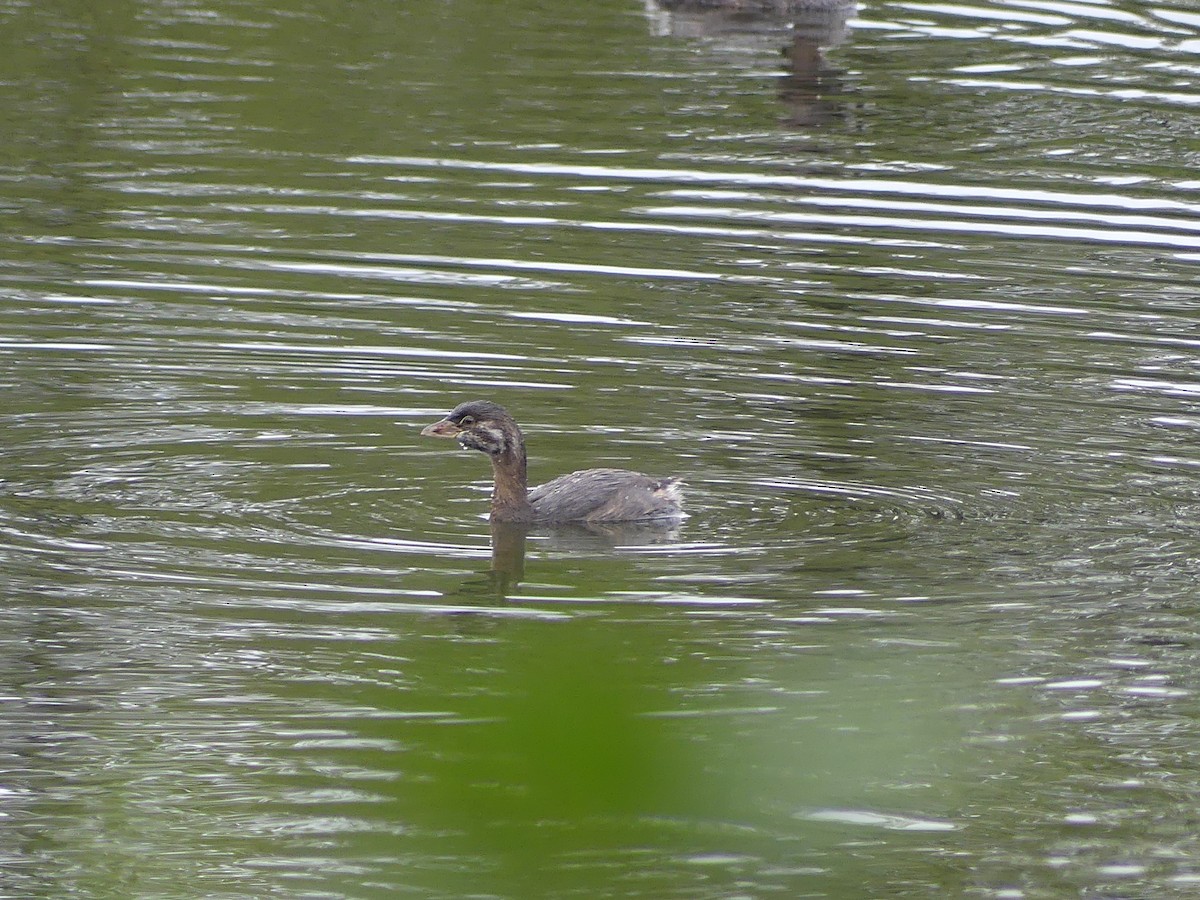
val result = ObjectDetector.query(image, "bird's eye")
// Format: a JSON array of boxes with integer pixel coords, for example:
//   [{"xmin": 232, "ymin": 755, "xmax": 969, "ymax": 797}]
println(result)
[{"xmin": 459, "ymin": 415, "xmax": 475, "ymax": 426}]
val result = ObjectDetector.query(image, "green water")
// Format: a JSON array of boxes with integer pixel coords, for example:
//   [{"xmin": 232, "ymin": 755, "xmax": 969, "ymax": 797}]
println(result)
[{"xmin": 4, "ymin": 0, "xmax": 1200, "ymax": 897}]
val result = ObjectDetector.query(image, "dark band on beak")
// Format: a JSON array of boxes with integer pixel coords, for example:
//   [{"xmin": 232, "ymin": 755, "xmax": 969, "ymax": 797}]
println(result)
[{"xmin": 421, "ymin": 419, "xmax": 462, "ymax": 438}]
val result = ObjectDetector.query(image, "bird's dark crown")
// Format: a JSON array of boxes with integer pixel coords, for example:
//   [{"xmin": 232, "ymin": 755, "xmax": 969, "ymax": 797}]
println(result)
[
  {"xmin": 447, "ymin": 400, "xmax": 512, "ymax": 426},
  {"xmin": 443, "ymin": 400, "xmax": 523, "ymax": 459}
]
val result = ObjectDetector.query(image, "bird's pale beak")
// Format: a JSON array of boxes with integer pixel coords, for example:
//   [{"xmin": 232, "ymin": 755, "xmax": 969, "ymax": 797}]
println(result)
[{"xmin": 421, "ymin": 418, "xmax": 461, "ymax": 439}]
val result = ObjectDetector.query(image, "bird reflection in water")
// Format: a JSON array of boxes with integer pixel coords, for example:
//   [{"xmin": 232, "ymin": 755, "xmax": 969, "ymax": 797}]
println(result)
[
  {"xmin": 484, "ymin": 518, "xmax": 683, "ymax": 599},
  {"xmin": 421, "ymin": 400, "xmax": 685, "ymax": 600},
  {"xmin": 644, "ymin": 0, "xmax": 857, "ymax": 127}
]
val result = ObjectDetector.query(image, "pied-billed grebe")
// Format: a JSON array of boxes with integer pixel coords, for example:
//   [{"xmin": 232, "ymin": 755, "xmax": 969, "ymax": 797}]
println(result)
[{"xmin": 421, "ymin": 400, "xmax": 684, "ymax": 524}]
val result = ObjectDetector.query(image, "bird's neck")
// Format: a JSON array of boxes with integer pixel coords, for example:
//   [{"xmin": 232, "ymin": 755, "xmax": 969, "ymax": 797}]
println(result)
[{"xmin": 490, "ymin": 440, "xmax": 535, "ymax": 523}]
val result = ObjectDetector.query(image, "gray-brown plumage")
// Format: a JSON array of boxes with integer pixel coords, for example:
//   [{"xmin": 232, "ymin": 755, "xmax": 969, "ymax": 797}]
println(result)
[{"xmin": 421, "ymin": 400, "xmax": 684, "ymax": 524}]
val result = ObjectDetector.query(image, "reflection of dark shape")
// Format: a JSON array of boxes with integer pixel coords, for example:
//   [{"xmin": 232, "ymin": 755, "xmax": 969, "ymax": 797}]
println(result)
[
  {"xmin": 474, "ymin": 519, "xmax": 683, "ymax": 600},
  {"xmin": 421, "ymin": 401, "xmax": 684, "ymax": 524},
  {"xmin": 532, "ymin": 518, "xmax": 683, "ymax": 552},
  {"xmin": 645, "ymin": 0, "xmax": 857, "ymax": 127},
  {"xmin": 489, "ymin": 521, "xmax": 527, "ymax": 596}
]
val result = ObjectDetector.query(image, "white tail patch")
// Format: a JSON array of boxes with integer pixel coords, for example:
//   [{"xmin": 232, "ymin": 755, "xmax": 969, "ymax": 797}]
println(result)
[{"xmin": 654, "ymin": 478, "xmax": 685, "ymax": 507}]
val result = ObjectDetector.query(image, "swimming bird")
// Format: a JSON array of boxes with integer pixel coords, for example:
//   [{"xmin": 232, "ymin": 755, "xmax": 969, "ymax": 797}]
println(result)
[{"xmin": 421, "ymin": 400, "xmax": 684, "ymax": 524}]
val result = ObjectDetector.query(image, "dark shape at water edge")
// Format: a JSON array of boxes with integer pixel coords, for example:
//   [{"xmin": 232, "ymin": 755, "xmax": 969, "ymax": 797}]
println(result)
[{"xmin": 644, "ymin": 0, "xmax": 859, "ymax": 127}]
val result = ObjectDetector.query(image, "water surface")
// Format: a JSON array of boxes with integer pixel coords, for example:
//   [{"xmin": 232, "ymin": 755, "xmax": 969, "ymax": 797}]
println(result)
[{"xmin": 4, "ymin": 0, "xmax": 1200, "ymax": 896}]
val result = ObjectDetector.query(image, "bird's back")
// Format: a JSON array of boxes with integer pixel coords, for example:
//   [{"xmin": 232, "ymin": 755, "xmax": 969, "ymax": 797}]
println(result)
[{"xmin": 528, "ymin": 468, "xmax": 684, "ymax": 523}]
